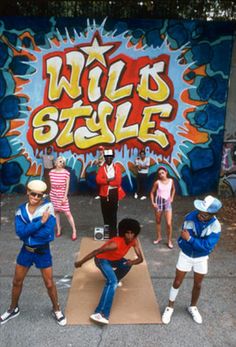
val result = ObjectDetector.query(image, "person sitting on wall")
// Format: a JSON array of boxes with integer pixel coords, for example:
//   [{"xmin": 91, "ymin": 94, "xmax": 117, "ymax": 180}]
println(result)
[
  {"xmin": 74, "ymin": 218, "xmax": 143, "ymax": 325},
  {"xmin": 96, "ymin": 149, "xmax": 125, "ymax": 238}
]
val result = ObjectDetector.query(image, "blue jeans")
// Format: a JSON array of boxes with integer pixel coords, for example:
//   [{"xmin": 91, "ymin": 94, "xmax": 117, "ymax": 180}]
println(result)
[{"xmin": 94, "ymin": 257, "xmax": 131, "ymax": 319}]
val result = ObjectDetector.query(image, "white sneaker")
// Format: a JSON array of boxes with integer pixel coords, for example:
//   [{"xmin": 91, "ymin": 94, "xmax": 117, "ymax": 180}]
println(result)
[
  {"xmin": 117, "ymin": 281, "xmax": 123, "ymax": 287},
  {"xmin": 53, "ymin": 310, "xmax": 67, "ymax": 326},
  {"xmin": 94, "ymin": 195, "xmax": 100, "ymax": 200},
  {"xmin": 162, "ymin": 307, "xmax": 174, "ymax": 324},
  {"xmin": 134, "ymin": 193, "xmax": 138, "ymax": 199},
  {"xmin": 188, "ymin": 306, "xmax": 202, "ymax": 324},
  {"xmin": 90, "ymin": 313, "xmax": 109, "ymax": 325},
  {"xmin": 140, "ymin": 196, "xmax": 147, "ymax": 200}
]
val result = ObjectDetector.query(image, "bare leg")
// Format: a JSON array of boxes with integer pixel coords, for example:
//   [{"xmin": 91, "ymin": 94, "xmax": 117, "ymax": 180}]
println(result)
[
  {"xmin": 191, "ymin": 272, "xmax": 205, "ymax": 306},
  {"xmin": 165, "ymin": 210, "xmax": 173, "ymax": 247},
  {"xmin": 9, "ymin": 264, "xmax": 30, "ymax": 309},
  {"xmin": 65, "ymin": 211, "xmax": 77, "ymax": 238},
  {"xmin": 154, "ymin": 210, "xmax": 162, "ymax": 242},
  {"xmin": 168, "ymin": 269, "xmax": 187, "ymax": 308},
  {"xmin": 41, "ymin": 267, "xmax": 60, "ymax": 311},
  {"xmin": 55, "ymin": 212, "xmax": 61, "ymax": 236}
]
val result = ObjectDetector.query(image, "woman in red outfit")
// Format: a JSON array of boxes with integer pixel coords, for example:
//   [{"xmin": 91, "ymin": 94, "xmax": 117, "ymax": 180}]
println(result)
[
  {"xmin": 96, "ymin": 149, "xmax": 125, "ymax": 238},
  {"xmin": 74, "ymin": 218, "xmax": 143, "ymax": 325}
]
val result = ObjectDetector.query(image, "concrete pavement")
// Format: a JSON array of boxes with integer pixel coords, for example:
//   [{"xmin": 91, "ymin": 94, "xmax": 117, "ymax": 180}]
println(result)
[{"xmin": 0, "ymin": 194, "xmax": 235, "ymax": 347}]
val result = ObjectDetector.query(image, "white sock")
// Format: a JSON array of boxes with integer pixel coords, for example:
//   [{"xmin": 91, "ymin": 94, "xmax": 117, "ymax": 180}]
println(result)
[{"xmin": 169, "ymin": 286, "xmax": 179, "ymax": 302}]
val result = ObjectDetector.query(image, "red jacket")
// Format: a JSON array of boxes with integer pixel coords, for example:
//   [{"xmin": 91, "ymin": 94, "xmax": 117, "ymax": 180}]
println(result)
[{"xmin": 96, "ymin": 163, "xmax": 125, "ymax": 200}]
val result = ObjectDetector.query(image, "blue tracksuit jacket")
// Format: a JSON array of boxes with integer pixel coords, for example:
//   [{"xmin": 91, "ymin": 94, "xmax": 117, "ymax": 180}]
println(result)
[
  {"xmin": 15, "ymin": 199, "xmax": 55, "ymax": 246},
  {"xmin": 178, "ymin": 210, "xmax": 221, "ymax": 258}
]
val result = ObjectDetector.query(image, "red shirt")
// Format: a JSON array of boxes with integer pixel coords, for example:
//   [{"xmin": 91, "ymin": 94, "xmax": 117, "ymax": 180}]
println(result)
[
  {"xmin": 96, "ymin": 163, "xmax": 125, "ymax": 200},
  {"xmin": 96, "ymin": 237, "xmax": 136, "ymax": 261}
]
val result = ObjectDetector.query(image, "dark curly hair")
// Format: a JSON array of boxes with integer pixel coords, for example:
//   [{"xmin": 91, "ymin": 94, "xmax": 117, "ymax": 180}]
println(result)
[{"xmin": 118, "ymin": 218, "xmax": 141, "ymax": 237}]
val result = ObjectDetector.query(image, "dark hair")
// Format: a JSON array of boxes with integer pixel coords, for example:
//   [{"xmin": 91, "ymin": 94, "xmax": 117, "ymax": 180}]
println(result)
[
  {"xmin": 157, "ymin": 166, "xmax": 168, "ymax": 175},
  {"xmin": 118, "ymin": 218, "xmax": 141, "ymax": 237}
]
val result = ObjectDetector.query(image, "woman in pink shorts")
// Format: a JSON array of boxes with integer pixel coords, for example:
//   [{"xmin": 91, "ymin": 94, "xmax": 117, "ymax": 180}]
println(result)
[
  {"xmin": 49, "ymin": 156, "xmax": 77, "ymax": 241},
  {"xmin": 150, "ymin": 166, "xmax": 175, "ymax": 248}
]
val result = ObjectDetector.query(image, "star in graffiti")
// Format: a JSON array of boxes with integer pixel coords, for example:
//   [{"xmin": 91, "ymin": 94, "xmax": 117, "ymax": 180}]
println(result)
[{"xmin": 80, "ymin": 35, "xmax": 114, "ymax": 67}]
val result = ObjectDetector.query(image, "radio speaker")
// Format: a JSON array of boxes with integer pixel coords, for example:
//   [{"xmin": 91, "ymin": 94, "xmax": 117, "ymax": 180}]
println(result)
[{"xmin": 94, "ymin": 227, "xmax": 104, "ymax": 240}]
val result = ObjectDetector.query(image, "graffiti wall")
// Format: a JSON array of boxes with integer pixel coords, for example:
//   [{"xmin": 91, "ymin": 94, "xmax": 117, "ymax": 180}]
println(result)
[{"xmin": 0, "ymin": 17, "xmax": 235, "ymax": 195}]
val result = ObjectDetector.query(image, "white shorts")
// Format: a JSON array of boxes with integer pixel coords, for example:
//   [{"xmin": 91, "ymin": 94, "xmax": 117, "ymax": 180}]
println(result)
[{"xmin": 176, "ymin": 251, "xmax": 209, "ymax": 275}]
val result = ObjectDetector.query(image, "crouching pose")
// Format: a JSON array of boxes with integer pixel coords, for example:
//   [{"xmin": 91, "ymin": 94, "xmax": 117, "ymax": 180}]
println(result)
[
  {"xmin": 74, "ymin": 218, "xmax": 143, "ymax": 324},
  {"xmin": 0, "ymin": 180, "xmax": 66, "ymax": 326},
  {"xmin": 162, "ymin": 195, "xmax": 222, "ymax": 325}
]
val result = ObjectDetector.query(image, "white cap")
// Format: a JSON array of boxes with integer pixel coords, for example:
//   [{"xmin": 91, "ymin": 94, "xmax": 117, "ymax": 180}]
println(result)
[
  {"xmin": 27, "ymin": 180, "xmax": 47, "ymax": 192},
  {"xmin": 104, "ymin": 149, "xmax": 114, "ymax": 157},
  {"xmin": 194, "ymin": 195, "xmax": 222, "ymax": 213}
]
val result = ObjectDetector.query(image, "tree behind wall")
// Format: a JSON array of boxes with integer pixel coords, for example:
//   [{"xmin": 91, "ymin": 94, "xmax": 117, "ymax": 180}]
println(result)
[{"xmin": 0, "ymin": 0, "xmax": 235, "ymax": 20}]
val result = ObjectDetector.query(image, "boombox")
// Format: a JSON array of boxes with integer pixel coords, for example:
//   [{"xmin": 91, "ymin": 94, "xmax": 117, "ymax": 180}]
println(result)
[
  {"xmin": 94, "ymin": 225, "xmax": 110, "ymax": 240},
  {"xmin": 94, "ymin": 227, "xmax": 104, "ymax": 240}
]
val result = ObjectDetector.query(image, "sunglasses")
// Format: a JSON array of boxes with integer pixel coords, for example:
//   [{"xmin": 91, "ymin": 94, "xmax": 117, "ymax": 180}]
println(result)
[
  {"xmin": 29, "ymin": 191, "xmax": 44, "ymax": 198},
  {"xmin": 198, "ymin": 211, "xmax": 213, "ymax": 220}
]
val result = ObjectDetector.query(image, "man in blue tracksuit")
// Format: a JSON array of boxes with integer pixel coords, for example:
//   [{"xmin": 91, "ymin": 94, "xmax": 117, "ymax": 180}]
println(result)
[
  {"xmin": 0, "ymin": 180, "xmax": 66, "ymax": 326},
  {"xmin": 162, "ymin": 195, "xmax": 222, "ymax": 325}
]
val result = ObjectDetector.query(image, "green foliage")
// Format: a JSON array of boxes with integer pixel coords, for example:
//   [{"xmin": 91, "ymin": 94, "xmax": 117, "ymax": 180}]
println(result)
[{"xmin": 0, "ymin": 0, "xmax": 235, "ymax": 20}]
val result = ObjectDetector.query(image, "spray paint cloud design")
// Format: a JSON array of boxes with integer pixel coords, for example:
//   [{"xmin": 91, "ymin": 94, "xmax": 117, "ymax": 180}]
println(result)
[{"xmin": 7, "ymin": 19, "xmax": 207, "ymax": 191}]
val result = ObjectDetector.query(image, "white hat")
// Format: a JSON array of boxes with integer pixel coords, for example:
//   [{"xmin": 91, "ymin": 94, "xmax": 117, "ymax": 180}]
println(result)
[
  {"xmin": 104, "ymin": 149, "xmax": 114, "ymax": 157},
  {"xmin": 194, "ymin": 195, "xmax": 222, "ymax": 213},
  {"xmin": 27, "ymin": 180, "xmax": 47, "ymax": 192}
]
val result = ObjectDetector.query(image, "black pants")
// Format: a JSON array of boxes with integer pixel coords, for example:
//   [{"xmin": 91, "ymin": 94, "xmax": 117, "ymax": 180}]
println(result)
[
  {"xmin": 100, "ymin": 188, "xmax": 118, "ymax": 238},
  {"xmin": 136, "ymin": 173, "xmax": 148, "ymax": 197}
]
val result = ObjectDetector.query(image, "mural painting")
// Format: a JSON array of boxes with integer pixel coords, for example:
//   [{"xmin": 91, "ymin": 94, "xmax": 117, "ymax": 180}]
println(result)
[
  {"xmin": 219, "ymin": 141, "xmax": 236, "ymax": 196},
  {"xmin": 0, "ymin": 17, "xmax": 235, "ymax": 195}
]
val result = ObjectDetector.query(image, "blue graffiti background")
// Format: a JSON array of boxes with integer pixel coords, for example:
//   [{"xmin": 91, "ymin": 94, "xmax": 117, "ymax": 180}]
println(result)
[{"xmin": 0, "ymin": 17, "xmax": 235, "ymax": 195}]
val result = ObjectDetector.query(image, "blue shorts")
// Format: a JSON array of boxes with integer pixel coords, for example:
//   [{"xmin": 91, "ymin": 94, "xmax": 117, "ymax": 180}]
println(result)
[{"xmin": 17, "ymin": 245, "xmax": 52, "ymax": 269}]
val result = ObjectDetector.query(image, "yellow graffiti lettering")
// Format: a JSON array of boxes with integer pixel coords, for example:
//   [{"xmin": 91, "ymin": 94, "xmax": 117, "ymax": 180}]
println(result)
[
  {"xmin": 46, "ymin": 51, "xmax": 85, "ymax": 101},
  {"xmin": 114, "ymin": 102, "xmax": 138, "ymax": 142},
  {"xmin": 137, "ymin": 62, "xmax": 170, "ymax": 102},
  {"xmin": 32, "ymin": 107, "xmax": 59, "ymax": 144},
  {"xmin": 74, "ymin": 101, "xmax": 115, "ymax": 149},
  {"xmin": 56, "ymin": 101, "xmax": 93, "ymax": 148},
  {"xmin": 105, "ymin": 61, "xmax": 133, "ymax": 101},
  {"xmin": 139, "ymin": 104, "xmax": 172, "ymax": 148},
  {"xmin": 88, "ymin": 66, "xmax": 103, "ymax": 102}
]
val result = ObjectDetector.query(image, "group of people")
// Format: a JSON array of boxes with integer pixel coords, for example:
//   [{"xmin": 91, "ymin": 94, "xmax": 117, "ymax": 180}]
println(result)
[{"xmin": 0, "ymin": 146, "xmax": 223, "ymax": 328}]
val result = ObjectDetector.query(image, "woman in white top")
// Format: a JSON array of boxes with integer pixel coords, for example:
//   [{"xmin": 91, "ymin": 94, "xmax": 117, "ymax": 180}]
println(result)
[{"xmin": 150, "ymin": 166, "xmax": 175, "ymax": 248}]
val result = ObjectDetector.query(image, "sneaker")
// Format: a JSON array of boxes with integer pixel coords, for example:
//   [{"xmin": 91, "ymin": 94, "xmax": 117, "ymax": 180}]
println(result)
[
  {"xmin": 90, "ymin": 313, "xmax": 109, "ymax": 325},
  {"xmin": 188, "ymin": 306, "xmax": 202, "ymax": 324},
  {"xmin": 162, "ymin": 306, "xmax": 174, "ymax": 324},
  {"xmin": 53, "ymin": 310, "xmax": 67, "ymax": 326},
  {"xmin": 0, "ymin": 307, "xmax": 20, "ymax": 325},
  {"xmin": 140, "ymin": 196, "xmax": 147, "ymax": 200},
  {"xmin": 134, "ymin": 193, "xmax": 138, "ymax": 199},
  {"xmin": 94, "ymin": 195, "xmax": 100, "ymax": 200},
  {"xmin": 117, "ymin": 281, "xmax": 123, "ymax": 287}
]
